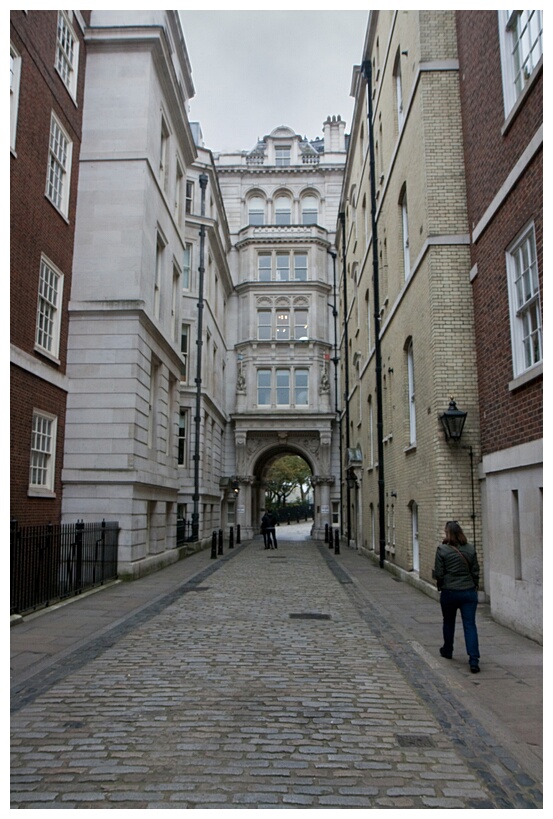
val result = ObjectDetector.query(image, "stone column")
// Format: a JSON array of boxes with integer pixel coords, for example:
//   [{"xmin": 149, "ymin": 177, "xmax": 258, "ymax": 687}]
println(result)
[{"xmin": 311, "ymin": 475, "xmax": 334, "ymax": 540}]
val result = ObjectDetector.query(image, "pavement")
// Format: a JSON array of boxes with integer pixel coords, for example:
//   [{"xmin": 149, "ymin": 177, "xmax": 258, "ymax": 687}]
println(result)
[{"xmin": 11, "ymin": 523, "xmax": 543, "ymax": 809}]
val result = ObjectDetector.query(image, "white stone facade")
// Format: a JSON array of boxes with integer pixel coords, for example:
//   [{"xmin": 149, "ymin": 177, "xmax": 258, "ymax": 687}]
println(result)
[
  {"xmin": 215, "ymin": 122, "xmax": 347, "ymax": 539},
  {"xmin": 62, "ymin": 11, "xmax": 198, "ymax": 577}
]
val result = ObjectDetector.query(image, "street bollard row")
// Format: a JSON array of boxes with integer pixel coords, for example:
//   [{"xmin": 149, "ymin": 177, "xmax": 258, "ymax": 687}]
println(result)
[{"xmin": 210, "ymin": 526, "xmax": 239, "ymax": 559}]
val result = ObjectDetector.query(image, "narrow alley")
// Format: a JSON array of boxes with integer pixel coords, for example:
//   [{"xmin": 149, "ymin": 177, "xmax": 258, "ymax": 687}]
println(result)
[{"xmin": 11, "ymin": 531, "xmax": 542, "ymax": 809}]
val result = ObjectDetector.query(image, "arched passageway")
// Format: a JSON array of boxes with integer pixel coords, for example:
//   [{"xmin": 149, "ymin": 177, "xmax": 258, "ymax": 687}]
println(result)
[{"xmin": 230, "ymin": 430, "xmax": 336, "ymax": 541}]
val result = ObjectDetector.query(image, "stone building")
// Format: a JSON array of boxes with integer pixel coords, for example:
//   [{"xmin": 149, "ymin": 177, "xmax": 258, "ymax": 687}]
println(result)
[
  {"xmin": 177, "ymin": 125, "xmax": 234, "ymax": 544},
  {"xmin": 10, "ymin": 10, "xmax": 90, "ymax": 526},
  {"xmin": 456, "ymin": 11, "xmax": 542, "ymax": 641},
  {"xmin": 338, "ymin": 10, "xmax": 481, "ymax": 590},
  {"xmin": 215, "ymin": 121, "xmax": 348, "ymax": 539},
  {"xmin": 61, "ymin": 10, "xmax": 198, "ymax": 577}
]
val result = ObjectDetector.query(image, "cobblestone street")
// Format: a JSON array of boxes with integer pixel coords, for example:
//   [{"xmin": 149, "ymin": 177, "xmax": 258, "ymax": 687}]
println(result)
[{"xmin": 11, "ymin": 535, "xmax": 542, "ymax": 809}]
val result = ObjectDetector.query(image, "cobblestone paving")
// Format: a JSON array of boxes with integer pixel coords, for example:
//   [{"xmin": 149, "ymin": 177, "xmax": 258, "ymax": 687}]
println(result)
[{"xmin": 11, "ymin": 541, "xmax": 542, "ymax": 809}]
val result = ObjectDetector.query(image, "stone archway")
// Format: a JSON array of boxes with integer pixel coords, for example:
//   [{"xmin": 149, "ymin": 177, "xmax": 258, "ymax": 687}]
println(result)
[{"xmin": 232, "ymin": 429, "xmax": 335, "ymax": 541}]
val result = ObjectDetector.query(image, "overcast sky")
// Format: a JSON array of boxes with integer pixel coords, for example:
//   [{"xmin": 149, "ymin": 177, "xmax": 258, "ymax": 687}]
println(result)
[{"xmin": 179, "ymin": 10, "xmax": 369, "ymax": 153}]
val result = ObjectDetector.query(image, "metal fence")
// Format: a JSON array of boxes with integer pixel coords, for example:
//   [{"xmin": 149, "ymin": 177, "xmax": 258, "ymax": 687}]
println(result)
[
  {"xmin": 10, "ymin": 519, "xmax": 119, "ymax": 615},
  {"xmin": 176, "ymin": 517, "xmax": 194, "ymax": 547}
]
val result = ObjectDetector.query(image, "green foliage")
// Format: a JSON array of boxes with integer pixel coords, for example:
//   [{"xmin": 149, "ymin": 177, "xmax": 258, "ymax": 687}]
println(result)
[{"xmin": 265, "ymin": 455, "xmax": 312, "ymax": 507}]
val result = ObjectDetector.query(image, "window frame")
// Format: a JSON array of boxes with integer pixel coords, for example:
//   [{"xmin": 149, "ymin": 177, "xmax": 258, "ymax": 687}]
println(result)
[
  {"xmin": 177, "ymin": 407, "xmax": 188, "ymax": 466},
  {"xmin": 275, "ymin": 145, "xmax": 291, "ymax": 167},
  {"xmin": 248, "ymin": 195, "xmax": 265, "ymax": 225},
  {"xmin": 406, "ymin": 339, "xmax": 416, "ymax": 446},
  {"xmin": 498, "ymin": 10, "xmax": 543, "ymax": 117},
  {"xmin": 180, "ymin": 322, "xmax": 190, "ymax": 382},
  {"xmin": 182, "ymin": 243, "xmax": 192, "ymax": 290},
  {"xmin": 35, "ymin": 255, "xmax": 64, "ymax": 361},
  {"xmin": 29, "ymin": 410, "xmax": 57, "ymax": 494},
  {"xmin": 274, "ymin": 194, "xmax": 292, "ymax": 225},
  {"xmin": 506, "ymin": 223, "xmax": 542, "ymax": 378},
  {"xmin": 257, "ymin": 251, "xmax": 309, "ymax": 282},
  {"xmin": 10, "ymin": 42, "xmax": 22, "ymax": 152},
  {"xmin": 45, "ymin": 112, "xmax": 73, "ymax": 217},
  {"xmin": 55, "ymin": 10, "xmax": 79, "ymax": 99},
  {"xmin": 256, "ymin": 367, "xmax": 310, "ymax": 408}
]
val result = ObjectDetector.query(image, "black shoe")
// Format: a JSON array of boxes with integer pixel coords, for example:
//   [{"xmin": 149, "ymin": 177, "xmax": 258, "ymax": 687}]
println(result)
[
  {"xmin": 470, "ymin": 664, "xmax": 480, "ymax": 673},
  {"xmin": 439, "ymin": 647, "xmax": 452, "ymax": 659}
]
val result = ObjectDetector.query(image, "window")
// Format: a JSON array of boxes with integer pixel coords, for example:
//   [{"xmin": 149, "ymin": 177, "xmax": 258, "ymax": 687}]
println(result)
[
  {"xmin": 257, "ymin": 310, "xmax": 272, "ymax": 340},
  {"xmin": 275, "ymin": 145, "xmax": 290, "ymax": 166},
  {"xmin": 248, "ymin": 195, "xmax": 265, "ymax": 225},
  {"xmin": 400, "ymin": 187, "xmax": 410, "ymax": 279},
  {"xmin": 171, "ymin": 261, "xmax": 180, "ymax": 341},
  {"xmin": 258, "ymin": 308, "xmax": 308, "ymax": 341},
  {"xmin": 276, "ymin": 310, "xmax": 290, "ymax": 340},
  {"xmin": 154, "ymin": 232, "xmax": 165, "ymax": 320},
  {"xmin": 276, "ymin": 253, "xmax": 290, "ymax": 281},
  {"xmin": 180, "ymin": 323, "xmax": 190, "ymax": 381},
  {"xmin": 182, "ymin": 243, "xmax": 192, "ymax": 290},
  {"xmin": 257, "ymin": 369, "xmax": 271, "ymax": 406},
  {"xmin": 10, "ymin": 43, "xmax": 21, "ymax": 151},
  {"xmin": 159, "ymin": 115, "xmax": 170, "ymax": 191},
  {"xmin": 256, "ymin": 368, "xmax": 310, "ymax": 407},
  {"xmin": 507, "ymin": 224, "xmax": 542, "ymax": 376},
  {"xmin": 276, "ymin": 369, "xmax": 290, "ymax": 405},
  {"xmin": 35, "ymin": 256, "xmax": 63, "ymax": 359},
  {"xmin": 175, "ymin": 158, "xmax": 184, "ymax": 224},
  {"xmin": 257, "ymin": 251, "xmax": 308, "ymax": 281},
  {"xmin": 301, "ymin": 195, "xmax": 318, "ymax": 225},
  {"xmin": 46, "ymin": 113, "xmax": 72, "ymax": 216},
  {"xmin": 393, "ymin": 49, "xmax": 404, "ymax": 130},
  {"xmin": 258, "ymin": 254, "xmax": 272, "ymax": 281},
  {"xmin": 406, "ymin": 339, "xmax": 416, "ymax": 445},
  {"xmin": 294, "ymin": 310, "xmax": 308, "ymax": 340},
  {"xmin": 178, "ymin": 408, "xmax": 187, "ymax": 465},
  {"xmin": 185, "ymin": 180, "xmax": 194, "ymax": 214},
  {"xmin": 295, "ymin": 369, "xmax": 309, "ymax": 405},
  {"xmin": 55, "ymin": 11, "xmax": 78, "ymax": 98},
  {"xmin": 293, "ymin": 253, "xmax": 308, "ymax": 281},
  {"xmin": 499, "ymin": 11, "xmax": 543, "ymax": 116},
  {"xmin": 29, "ymin": 411, "xmax": 57, "ymax": 492},
  {"xmin": 275, "ymin": 195, "xmax": 292, "ymax": 225}
]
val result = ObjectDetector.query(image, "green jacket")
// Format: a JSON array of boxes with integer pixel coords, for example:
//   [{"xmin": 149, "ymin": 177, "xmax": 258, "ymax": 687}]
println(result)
[{"xmin": 433, "ymin": 542, "xmax": 479, "ymax": 591}]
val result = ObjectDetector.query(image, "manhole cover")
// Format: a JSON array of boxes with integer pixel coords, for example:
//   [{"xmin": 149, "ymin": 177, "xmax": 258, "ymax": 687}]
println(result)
[
  {"xmin": 395, "ymin": 734, "xmax": 435, "ymax": 748},
  {"xmin": 289, "ymin": 613, "xmax": 331, "ymax": 621}
]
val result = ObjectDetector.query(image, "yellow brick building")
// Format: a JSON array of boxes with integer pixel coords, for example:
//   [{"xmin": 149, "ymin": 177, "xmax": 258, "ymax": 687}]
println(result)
[{"xmin": 337, "ymin": 10, "xmax": 481, "ymax": 591}]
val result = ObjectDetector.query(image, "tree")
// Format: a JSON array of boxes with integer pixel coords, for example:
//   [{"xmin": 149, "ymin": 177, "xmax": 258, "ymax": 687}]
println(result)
[{"xmin": 264, "ymin": 455, "xmax": 312, "ymax": 508}]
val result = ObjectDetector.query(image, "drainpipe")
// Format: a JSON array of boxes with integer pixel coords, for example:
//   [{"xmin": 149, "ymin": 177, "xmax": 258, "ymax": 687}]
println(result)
[
  {"xmin": 339, "ymin": 212, "xmax": 352, "ymax": 545},
  {"xmin": 362, "ymin": 59, "xmax": 386, "ymax": 568},
  {"xmin": 191, "ymin": 172, "xmax": 208, "ymax": 542},
  {"xmin": 328, "ymin": 248, "xmax": 342, "ymax": 525}
]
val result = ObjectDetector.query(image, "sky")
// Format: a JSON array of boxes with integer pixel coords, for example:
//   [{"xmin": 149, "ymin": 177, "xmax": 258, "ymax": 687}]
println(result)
[{"xmin": 178, "ymin": 10, "xmax": 369, "ymax": 153}]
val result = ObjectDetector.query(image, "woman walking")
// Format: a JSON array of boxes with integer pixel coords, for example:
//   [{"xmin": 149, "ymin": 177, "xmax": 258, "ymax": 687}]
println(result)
[{"xmin": 434, "ymin": 521, "xmax": 481, "ymax": 673}]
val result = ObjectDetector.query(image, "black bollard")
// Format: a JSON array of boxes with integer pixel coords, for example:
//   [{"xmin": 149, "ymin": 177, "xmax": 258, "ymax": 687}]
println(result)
[
  {"xmin": 211, "ymin": 531, "xmax": 217, "ymax": 559},
  {"xmin": 229, "ymin": 526, "xmax": 234, "ymax": 549},
  {"xmin": 218, "ymin": 529, "xmax": 223, "ymax": 555},
  {"xmin": 236, "ymin": 524, "xmax": 241, "ymax": 544},
  {"xmin": 329, "ymin": 526, "xmax": 333, "ymax": 548},
  {"xmin": 325, "ymin": 523, "xmax": 329, "ymax": 543},
  {"xmin": 334, "ymin": 528, "xmax": 340, "ymax": 555}
]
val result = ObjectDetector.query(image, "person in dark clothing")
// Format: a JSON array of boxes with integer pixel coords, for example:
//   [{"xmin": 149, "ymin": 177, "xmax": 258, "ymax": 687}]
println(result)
[
  {"xmin": 261, "ymin": 511, "xmax": 278, "ymax": 549},
  {"xmin": 433, "ymin": 520, "xmax": 480, "ymax": 673}
]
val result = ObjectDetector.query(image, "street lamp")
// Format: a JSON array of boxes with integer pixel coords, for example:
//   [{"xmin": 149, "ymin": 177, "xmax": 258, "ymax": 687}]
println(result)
[
  {"xmin": 439, "ymin": 398, "xmax": 476, "ymax": 547},
  {"xmin": 439, "ymin": 398, "xmax": 467, "ymax": 443}
]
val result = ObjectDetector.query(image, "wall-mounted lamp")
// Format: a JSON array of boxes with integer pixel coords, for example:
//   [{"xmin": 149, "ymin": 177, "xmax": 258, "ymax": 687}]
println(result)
[
  {"xmin": 439, "ymin": 398, "xmax": 467, "ymax": 443},
  {"xmin": 231, "ymin": 479, "xmax": 240, "ymax": 495}
]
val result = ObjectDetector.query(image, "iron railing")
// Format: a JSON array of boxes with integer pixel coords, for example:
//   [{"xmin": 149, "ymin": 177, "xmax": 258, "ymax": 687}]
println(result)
[
  {"xmin": 176, "ymin": 517, "xmax": 194, "ymax": 547},
  {"xmin": 10, "ymin": 519, "xmax": 119, "ymax": 615}
]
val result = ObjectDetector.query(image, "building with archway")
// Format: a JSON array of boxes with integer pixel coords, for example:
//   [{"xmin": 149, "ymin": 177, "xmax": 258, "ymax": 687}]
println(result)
[{"xmin": 215, "ymin": 121, "xmax": 348, "ymax": 539}]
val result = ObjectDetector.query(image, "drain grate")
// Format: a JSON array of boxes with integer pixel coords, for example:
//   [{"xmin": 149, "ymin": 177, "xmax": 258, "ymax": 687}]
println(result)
[
  {"xmin": 395, "ymin": 734, "xmax": 435, "ymax": 748},
  {"xmin": 289, "ymin": 612, "xmax": 331, "ymax": 621}
]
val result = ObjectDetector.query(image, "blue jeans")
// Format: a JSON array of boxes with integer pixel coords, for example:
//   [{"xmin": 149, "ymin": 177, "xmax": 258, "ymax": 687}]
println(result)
[{"xmin": 440, "ymin": 588, "xmax": 480, "ymax": 666}]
